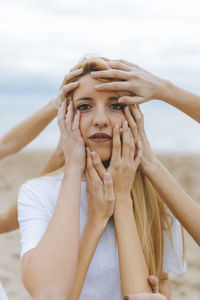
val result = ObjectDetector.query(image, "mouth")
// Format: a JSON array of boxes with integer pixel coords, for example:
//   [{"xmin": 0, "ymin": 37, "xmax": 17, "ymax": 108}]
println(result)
[{"xmin": 89, "ymin": 132, "xmax": 112, "ymax": 143}]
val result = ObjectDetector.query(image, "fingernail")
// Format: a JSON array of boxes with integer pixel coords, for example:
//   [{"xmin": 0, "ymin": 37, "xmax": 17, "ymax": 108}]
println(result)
[
  {"xmin": 91, "ymin": 151, "xmax": 96, "ymax": 157},
  {"xmin": 124, "ymin": 120, "xmax": 128, "ymax": 126},
  {"xmin": 124, "ymin": 297, "xmax": 129, "ymax": 300},
  {"xmin": 115, "ymin": 124, "xmax": 119, "ymax": 129},
  {"xmin": 105, "ymin": 172, "xmax": 111, "ymax": 178},
  {"xmin": 118, "ymin": 98, "xmax": 124, "ymax": 103},
  {"xmin": 91, "ymin": 71, "xmax": 96, "ymax": 75}
]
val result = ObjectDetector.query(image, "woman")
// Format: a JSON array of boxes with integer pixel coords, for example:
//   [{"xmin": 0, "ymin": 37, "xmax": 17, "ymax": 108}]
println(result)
[
  {"xmin": 18, "ymin": 56, "xmax": 185, "ymax": 300},
  {"xmin": 0, "ymin": 68, "xmax": 82, "ymax": 233},
  {"xmin": 91, "ymin": 59, "xmax": 200, "ymax": 246}
]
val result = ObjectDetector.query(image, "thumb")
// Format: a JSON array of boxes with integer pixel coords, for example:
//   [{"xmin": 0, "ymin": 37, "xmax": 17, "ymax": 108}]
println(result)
[{"xmin": 148, "ymin": 275, "xmax": 159, "ymax": 293}]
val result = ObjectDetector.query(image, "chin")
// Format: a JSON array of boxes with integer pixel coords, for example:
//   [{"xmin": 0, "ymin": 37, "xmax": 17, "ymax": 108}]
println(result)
[{"xmin": 88, "ymin": 143, "xmax": 111, "ymax": 162}]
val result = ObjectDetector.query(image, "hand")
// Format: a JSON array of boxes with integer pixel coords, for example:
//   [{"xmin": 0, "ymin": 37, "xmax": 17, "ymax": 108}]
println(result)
[
  {"xmin": 109, "ymin": 121, "xmax": 142, "ymax": 200},
  {"xmin": 89, "ymin": 121, "xmax": 143, "ymax": 204},
  {"xmin": 124, "ymin": 275, "xmax": 166, "ymax": 300},
  {"xmin": 91, "ymin": 59, "xmax": 166, "ymax": 105},
  {"xmin": 86, "ymin": 147, "xmax": 115, "ymax": 227},
  {"xmin": 57, "ymin": 100, "xmax": 85, "ymax": 173},
  {"xmin": 124, "ymin": 105, "xmax": 158, "ymax": 177},
  {"xmin": 50, "ymin": 68, "xmax": 83, "ymax": 109},
  {"xmin": 124, "ymin": 293, "xmax": 166, "ymax": 300}
]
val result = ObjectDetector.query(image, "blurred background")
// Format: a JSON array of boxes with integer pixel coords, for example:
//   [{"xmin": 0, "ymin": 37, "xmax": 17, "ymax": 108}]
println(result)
[
  {"xmin": 0, "ymin": 0, "xmax": 200, "ymax": 152},
  {"xmin": 0, "ymin": 1, "xmax": 200, "ymax": 299}
]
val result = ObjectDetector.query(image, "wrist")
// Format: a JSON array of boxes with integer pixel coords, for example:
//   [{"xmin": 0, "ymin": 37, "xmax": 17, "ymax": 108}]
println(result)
[
  {"xmin": 86, "ymin": 218, "xmax": 107, "ymax": 235},
  {"xmin": 64, "ymin": 164, "xmax": 82, "ymax": 178},
  {"xmin": 142, "ymin": 157, "xmax": 161, "ymax": 179},
  {"xmin": 114, "ymin": 193, "xmax": 133, "ymax": 211},
  {"xmin": 48, "ymin": 98, "xmax": 58, "ymax": 116},
  {"xmin": 157, "ymin": 78, "xmax": 174, "ymax": 103}
]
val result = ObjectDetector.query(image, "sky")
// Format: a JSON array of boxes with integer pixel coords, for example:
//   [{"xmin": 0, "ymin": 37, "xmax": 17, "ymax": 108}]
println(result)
[{"xmin": 0, "ymin": 0, "xmax": 200, "ymax": 152}]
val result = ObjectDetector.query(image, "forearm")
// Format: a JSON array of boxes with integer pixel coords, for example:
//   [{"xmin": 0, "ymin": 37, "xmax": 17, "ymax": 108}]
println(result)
[
  {"xmin": 0, "ymin": 200, "xmax": 18, "ymax": 233},
  {"xmin": 159, "ymin": 80, "xmax": 200, "ymax": 123},
  {"xmin": 39, "ymin": 147, "xmax": 64, "ymax": 176},
  {"xmin": 160, "ymin": 277, "xmax": 171, "ymax": 300},
  {"xmin": 23, "ymin": 167, "xmax": 82, "ymax": 299},
  {"xmin": 114, "ymin": 197, "xmax": 151, "ymax": 296},
  {"xmin": 145, "ymin": 158, "xmax": 200, "ymax": 246},
  {"xmin": 69, "ymin": 220, "xmax": 106, "ymax": 300},
  {"xmin": 0, "ymin": 100, "xmax": 57, "ymax": 160}
]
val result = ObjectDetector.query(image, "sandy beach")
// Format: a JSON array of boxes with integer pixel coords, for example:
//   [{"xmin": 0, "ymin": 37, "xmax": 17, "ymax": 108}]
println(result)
[{"xmin": 0, "ymin": 151, "xmax": 199, "ymax": 300}]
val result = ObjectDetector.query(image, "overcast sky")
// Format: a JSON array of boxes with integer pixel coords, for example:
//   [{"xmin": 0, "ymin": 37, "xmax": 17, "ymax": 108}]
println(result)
[
  {"xmin": 0, "ymin": 0, "xmax": 200, "ymax": 152},
  {"xmin": 1, "ymin": 0, "xmax": 200, "ymax": 95}
]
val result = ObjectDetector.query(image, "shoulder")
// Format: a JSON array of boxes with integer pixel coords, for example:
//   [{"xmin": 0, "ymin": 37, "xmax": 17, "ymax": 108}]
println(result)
[{"xmin": 18, "ymin": 173, "xmax": 63, "ymax": 208}]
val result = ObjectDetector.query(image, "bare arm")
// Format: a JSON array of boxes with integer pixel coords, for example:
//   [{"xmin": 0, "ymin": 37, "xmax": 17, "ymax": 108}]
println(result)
[
  {"xmin": 0, "ymin": 100, "xmax": 57, "ymax": 160},
  {"xmin": 68, "ymin": 148, "xmax": 115, "ymax": 300},
  {"xmin": 110, "ymin": 122, "xmax": 151, "ymax": 295},
  {"xmin": 159, "ymin": 274, "xmax": 171, "ymax": 300},
  {"xmin": 114, "ymin": 199, "xmax": 151, "ymax": 295},
  {"xmin": 22, "ymin": 167, "xmax": 82, "ymax": 299},
  {"xmin": 127, "ymin": 105, "xmax": 200, "ymax": 246},
  {"xmin": 22, "ymin": 99, "xmax": 85, "ymax": 299},
  {"xmin": 0, "ymin": 200, "xmax": 18, "ymax": 233},
  {"xmin": 144, "ymin": 157, "xmax": 200, "ymax": 246},
  {"xmin": 0, "ymin": 68, "xmax": 83, "ymax": 161},
  {"xmin": 92, "ymin": 59, "xmax": 200, "ymax": 123}
]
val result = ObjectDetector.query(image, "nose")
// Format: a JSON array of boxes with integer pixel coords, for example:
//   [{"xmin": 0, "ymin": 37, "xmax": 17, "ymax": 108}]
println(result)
[{"xmin": 92, "ymin": 107, "xmax": 109, "ymax": 128}]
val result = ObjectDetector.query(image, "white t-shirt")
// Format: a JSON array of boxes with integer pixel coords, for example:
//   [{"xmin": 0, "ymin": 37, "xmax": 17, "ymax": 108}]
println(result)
[{"xmin": 18, "ymin": 173, "xmax": 186, "ymax": 300}]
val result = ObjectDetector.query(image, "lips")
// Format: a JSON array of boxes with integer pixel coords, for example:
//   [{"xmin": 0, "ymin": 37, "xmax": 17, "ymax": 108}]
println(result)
[{"xmin": 89, "ymin": 132, "xmax": 112, "ymax": 142}]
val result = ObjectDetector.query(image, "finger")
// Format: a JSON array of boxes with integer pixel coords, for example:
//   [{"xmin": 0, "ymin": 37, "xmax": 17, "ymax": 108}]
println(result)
[
  {"xmin": 118, "ymin": 96, "xmax": 147, "ymax": 105},
  {"xmin": 122, "ymin": 121, "xmax": 130, "ymax": 159},
  {"xmin": 104, "ymin": 172, "xmax": 115, "ymax": 205},
  {"xmin": 109, "ymin": 59, "xmax": 139, "ymax": 68},
  {"xmin": 60, "ymin": 68, "xmax": 83, "ymax": 89},
  {"xmin": 58, "ymin": 82, "xmax": 79, "ymax": 106},
  {"xmin": 95, "ymin": 81, "xmax": 130, "ymax": 91},
  {"xmin": 130, "ymin": 105, "xmax": 144, "ymax": 132},
  {"xmin": 128, "ymin": 127, "xmax": 136, "ymax": 160},
  {"xmin": 106, "ymin": 60, "xmax": 133, "ymax": 71},
  {"xmin": 86, "ymin": 148, "xmax": 102, "ymax": 182},
  {"xmin": 57, "ymin": 100, "xmax": 67, "ymax": 133},
  {"xmin": 91, "ymin": 151, "xmax": 106, "ymax": 180},
  {"xmin": 124, "ymin": 106, "xmax": 139, "ymax": 143},
  {"xmin": 125, "ymin": 293, "xmax": 166, "ymax": 300},
  {"xmin": 110, "ymin": 124, "xmax": 121, "ymax": 163},
  {"xmin": 134, "ymin": 140, "xmax": 143, "ymax": 169},
  {"xmin": 65, "ymin": 101, "xmax": 73, "ymax": 133},
  {"xmin": 72, "ymin": 110, "xmax": 80, "ymax": 131},
  {"xmin": 91, "ymin": 69, "xmax": 129, "ymax": 80},
  {"xmin": 148, "ymin": 275, "xmax": 159, "ymax": 293}
]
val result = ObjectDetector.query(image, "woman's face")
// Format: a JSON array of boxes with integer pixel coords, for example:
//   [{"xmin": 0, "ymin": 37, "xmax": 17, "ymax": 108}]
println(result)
[{"xmin": 73, "ymin": 73, "xmax": 126, "ymax": 161}]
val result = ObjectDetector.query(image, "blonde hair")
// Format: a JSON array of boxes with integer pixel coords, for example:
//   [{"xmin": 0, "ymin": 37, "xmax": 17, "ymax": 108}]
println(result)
[{"xmin": 51, "ymin": 55, "xmax": 182, "ymax": 280}]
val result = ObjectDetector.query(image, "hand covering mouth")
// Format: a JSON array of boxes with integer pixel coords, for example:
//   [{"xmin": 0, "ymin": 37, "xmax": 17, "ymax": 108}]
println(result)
[{"xmin": 89, "ymin": 132, "xmax": 112, "ymax": 139}]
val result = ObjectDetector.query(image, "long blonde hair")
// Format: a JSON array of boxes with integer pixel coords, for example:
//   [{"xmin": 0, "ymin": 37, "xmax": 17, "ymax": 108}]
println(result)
[{"xmin": 52, "ymin": 56, "xmax": 180, "ymax": 280}]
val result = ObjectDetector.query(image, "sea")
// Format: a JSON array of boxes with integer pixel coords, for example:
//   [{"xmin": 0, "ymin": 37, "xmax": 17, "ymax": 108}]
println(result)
[{"xmin": 0, "ymin": 93, "xmax": 200, "ymax": 154}]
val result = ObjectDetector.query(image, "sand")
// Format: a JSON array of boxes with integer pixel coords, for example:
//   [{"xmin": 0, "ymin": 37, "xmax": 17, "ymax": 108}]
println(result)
[{"xmin": 0, "ymin": 151, "xmax": 199, "ymax": 299}]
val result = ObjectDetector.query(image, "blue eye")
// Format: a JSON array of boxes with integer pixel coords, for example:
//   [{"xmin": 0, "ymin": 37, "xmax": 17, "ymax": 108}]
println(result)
[
  {"xmin": 77, "ymin": 103, "xmax": 92, "ymax": 111},
  {"xmin": 109, "ymin": 102, "xmax": 125, "ymax": 110}
]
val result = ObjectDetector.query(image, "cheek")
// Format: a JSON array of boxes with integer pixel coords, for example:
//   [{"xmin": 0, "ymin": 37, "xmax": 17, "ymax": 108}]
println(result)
[
  {"xmin": 79, "ymin": 114, "xmax": 89, "ymax": 142},
  {"xmin": 111, "ymin": 112, "xmax": 126, "ymax": 127}
]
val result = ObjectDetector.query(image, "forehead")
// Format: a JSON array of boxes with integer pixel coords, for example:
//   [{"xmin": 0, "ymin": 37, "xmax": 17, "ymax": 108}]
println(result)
[{"xmin": 73, "ymin": 73, "xmax": 117, "ymax": 100}]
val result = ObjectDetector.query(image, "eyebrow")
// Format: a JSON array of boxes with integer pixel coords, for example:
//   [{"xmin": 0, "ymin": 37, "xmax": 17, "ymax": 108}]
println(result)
[{"xmin": 74, "ymin": 96, "xmax": 119, "ymax": 102}]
